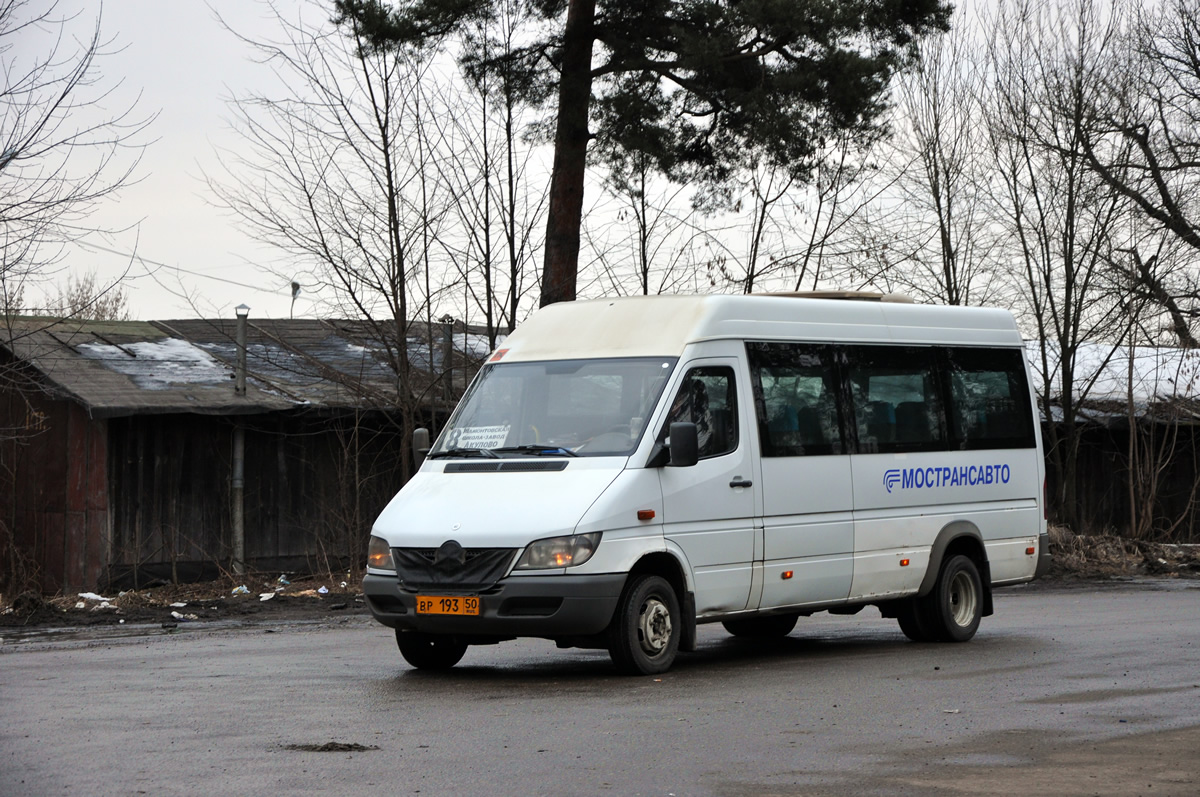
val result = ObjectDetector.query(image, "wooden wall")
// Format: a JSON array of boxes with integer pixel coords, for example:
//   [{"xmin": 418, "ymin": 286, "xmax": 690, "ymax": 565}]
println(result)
[
  {"xmin": 105, "ymin": 411, "xmax": 407, "ymax": 587},
  {"xmin": 1046, "ymin": 421, "xmax": 1200, "ymax": 541},
  {"xmin": 0, "ymin": 392, "xmax": 109, "ymax": 593}
]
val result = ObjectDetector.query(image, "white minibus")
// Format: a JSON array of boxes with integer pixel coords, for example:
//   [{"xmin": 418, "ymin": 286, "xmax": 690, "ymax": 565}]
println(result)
[{"xmin": 364, "ymin": 294, "xmax": 1049, "ymax": 674}]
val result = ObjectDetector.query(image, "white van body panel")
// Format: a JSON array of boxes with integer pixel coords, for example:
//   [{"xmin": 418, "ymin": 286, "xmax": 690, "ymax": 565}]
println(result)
[
  {"xmin": 569, "ymin": 468, "xmax": 666, "ymax": 576},
  {"xmin": 374, "ymin": 458, "xmax": 624, "ymax": 549},
  {"xmin": 848, "ymin": 447, "xmax": 1042, "ymax": 600},
  {"xmin": 758, "ymin": 455, "xmax": 855, "ymax": 608}
]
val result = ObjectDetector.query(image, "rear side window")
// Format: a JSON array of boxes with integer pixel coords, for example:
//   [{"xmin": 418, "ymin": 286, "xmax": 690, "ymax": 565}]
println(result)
[
  {"xmin": 845, "ymin": 346, "xmax": 946, "ymax": 453},
  {"xmin": 943, "ymin": 348, "xmax": 1036, "ymax": 449},
  {"xmin": 747, "ymin": 342, "xmax": 845, "ymax": 456}
]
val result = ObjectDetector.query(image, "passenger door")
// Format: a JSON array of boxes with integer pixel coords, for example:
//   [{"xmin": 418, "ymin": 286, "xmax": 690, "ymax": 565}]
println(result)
[
  {"xmin": 844, "ymin": 345, "xmax": 946, "ymax": 599},
  {"xmin": 747, "ymin": 342, "xmax": 854, "ymax": 609},
  {"xmin": 658, "ymin": 360, "xmax": 758, "ymax": 616}
]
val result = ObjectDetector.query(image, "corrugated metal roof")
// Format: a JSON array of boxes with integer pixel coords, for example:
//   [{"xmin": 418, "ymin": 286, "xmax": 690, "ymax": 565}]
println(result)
[{"xmin": 0, "ymin": 317, "xmax": 495, "ymax": 418}]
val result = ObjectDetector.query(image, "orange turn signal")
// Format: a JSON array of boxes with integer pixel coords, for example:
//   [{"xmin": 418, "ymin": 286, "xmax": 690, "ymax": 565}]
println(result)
[
  {"xmin": 900, "ymin": 558, "xmax": 910, "ymax": 567},
  {"xmin": 782, "ymin": 570, "xmax": 793, "ymax": 580},
  {"xmin": 637, "ymin": 509, "xmax": 656, "ymax": 521}
]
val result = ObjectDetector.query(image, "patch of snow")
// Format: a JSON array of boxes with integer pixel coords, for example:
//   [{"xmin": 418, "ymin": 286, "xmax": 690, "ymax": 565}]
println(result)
[
  {"xmin": 77, "ymin": 339, "xmax": 230, "ymax": 389},
  {"xmin": 461, "ymin": 333, "xmax": 503, "ymax": 357}
]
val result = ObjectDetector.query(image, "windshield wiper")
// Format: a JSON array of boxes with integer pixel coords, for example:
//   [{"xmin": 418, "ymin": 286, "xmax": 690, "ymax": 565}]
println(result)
[
  {"xmin": 428, "ymin": 447, "xmax": 501, "ymax": 459},
  {"xmin": 493, "ymin": 444, "xmax": 579, "ymax": 458}
]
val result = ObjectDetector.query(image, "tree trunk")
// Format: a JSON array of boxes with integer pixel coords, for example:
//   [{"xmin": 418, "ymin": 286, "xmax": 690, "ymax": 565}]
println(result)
[{"xmin": 540, "ymin": 0, "xmax": 595, "ymax": 308}]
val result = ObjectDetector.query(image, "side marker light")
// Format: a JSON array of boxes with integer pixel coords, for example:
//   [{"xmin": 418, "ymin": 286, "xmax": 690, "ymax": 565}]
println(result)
[
  {"xmin": 637, "ymin": 509, "xmax": 656, "ymax": 521},
  {"xmin": 900, "ymin": 558, "xmax": 910, "ymax": 567},
  {"xmin": 782, "ymin": 570, "xmax": 793, "ymax": 580},
  {"xmin": 1026, "ymin": 546, "xmax": 1036, "ymax": 555}
]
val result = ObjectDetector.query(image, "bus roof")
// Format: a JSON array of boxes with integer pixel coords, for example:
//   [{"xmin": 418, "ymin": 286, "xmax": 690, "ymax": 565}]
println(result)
[{"xmin": 496, "ymin": 294, "xmax": 1023, "ymax": 362}]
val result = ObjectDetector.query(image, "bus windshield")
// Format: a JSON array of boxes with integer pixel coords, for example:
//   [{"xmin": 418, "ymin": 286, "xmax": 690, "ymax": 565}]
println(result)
[{"xmin": 431, "ymin": 357, "xmax": 677, "ymax": 457}]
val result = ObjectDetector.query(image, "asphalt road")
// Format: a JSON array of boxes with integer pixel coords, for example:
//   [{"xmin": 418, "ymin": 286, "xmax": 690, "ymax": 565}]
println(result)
[{"xmin": 2, "ymin": 580, "xmax": 1198, "ymax": 797}]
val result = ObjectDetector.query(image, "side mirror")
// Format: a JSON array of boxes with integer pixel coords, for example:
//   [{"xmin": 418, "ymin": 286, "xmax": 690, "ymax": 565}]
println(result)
[
  {"xmin": 668, "ymin": 422, "xmax": 698, "ymax": 467},
  {"xmin": 412, "ymin": 427, "xmax": 431, "ymax": 468}
]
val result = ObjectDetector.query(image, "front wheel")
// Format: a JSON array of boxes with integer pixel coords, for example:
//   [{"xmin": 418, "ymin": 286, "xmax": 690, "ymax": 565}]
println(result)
[
  {"xmin": 395, "ymin": 631, "xmax": 468, "ymax": 670},
  {"xmin": 607, "ymin": 575, "xmax": 681, "ymax": 675}
]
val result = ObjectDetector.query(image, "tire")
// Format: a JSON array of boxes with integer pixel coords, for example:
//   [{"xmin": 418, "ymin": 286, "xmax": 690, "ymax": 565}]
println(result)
[
  {"xmin": 607, "ymin": 575, "xmax": 681, "ymax": 675},
  {"xmin": 395, "ymin": 631, "xmax": 468, "ymax": 670},
  {"xmin": 722, "ymin": 613, "xmax": 799, "ymax": 638},
  {"xmin": 896, "ymin": 599, "xmax": 939, "ymax": 642},
  {"xmin": 926, "ymin": 554, "xmax": 983, "ymax": 642}
]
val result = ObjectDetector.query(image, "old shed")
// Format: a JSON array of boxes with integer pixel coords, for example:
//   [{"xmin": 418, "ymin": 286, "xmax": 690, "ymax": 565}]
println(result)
[{"xmin": 1, "ymin": 316, "xmax": 488, "ymax": 594}]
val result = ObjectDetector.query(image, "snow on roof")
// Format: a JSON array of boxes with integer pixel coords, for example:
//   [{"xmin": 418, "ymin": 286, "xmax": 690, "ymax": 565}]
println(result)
[
  {"xmin": 0, "ymin": 317, "xmax": 494, "ymax": 417},
  {"xmin": 76, "ymin": 338, "xmax": 230, "ymax": 389},
  {"xmin": 1028, "ymin": 341, "xmax": 1200, "ymax": 403}
]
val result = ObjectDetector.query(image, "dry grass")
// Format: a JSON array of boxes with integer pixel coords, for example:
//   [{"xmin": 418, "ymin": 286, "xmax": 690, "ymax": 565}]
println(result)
[{"xmin": 1047, "ymin": 524, "xmax": 1200, "ymax": 579}]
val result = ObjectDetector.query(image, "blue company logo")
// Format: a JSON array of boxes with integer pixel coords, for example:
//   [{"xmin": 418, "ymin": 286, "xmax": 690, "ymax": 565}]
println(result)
[{"xmin": 883, "ymin": 464, "xmax": 1012, "ymax": 493}]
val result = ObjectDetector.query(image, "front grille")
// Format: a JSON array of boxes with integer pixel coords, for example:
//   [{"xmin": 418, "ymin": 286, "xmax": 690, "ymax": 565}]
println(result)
[{"xmin": 393, "ymin": 547, "xmax": 517, "ymax": 591}]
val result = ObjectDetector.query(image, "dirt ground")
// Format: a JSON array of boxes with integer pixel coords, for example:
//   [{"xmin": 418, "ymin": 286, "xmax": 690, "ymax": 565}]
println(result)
[
  {"xmin": 3, "ymin": 526, "xmax": 1199, "ymax": 630},
  {"xmin": 0, "ymin": 572, "xmax": 370, "ymax": 629}
]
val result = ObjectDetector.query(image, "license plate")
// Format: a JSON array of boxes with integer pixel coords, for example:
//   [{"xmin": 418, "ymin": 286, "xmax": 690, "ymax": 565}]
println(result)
[{"xmin": 416, "ymin": 595, "xmax": 480, "ymax": 616}]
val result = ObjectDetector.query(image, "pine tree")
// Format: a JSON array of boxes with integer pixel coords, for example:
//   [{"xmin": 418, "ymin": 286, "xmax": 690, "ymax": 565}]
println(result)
[{"xmin": 335, "ymin": 0, "xmax": 951, "ymax": 306}]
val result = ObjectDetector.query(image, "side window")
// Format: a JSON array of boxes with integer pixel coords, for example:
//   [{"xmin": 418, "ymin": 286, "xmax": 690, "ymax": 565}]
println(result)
[
  {"xmin": 660, "ymin": 366, "xmax": 738, "ymax": 458},
  {"xmin": 746, "ymin": 342, "xmax": 845, "ymax": 456},
  {"xmin": 846, "ymin": 346, "xmax": 946, "ymax": 453},
  {"xmin": 944, "ymin": 348, "xmax": 1036, "ymax": 449}
]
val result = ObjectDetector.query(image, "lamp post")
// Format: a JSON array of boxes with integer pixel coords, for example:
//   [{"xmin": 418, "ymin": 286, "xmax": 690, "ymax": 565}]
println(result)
[{"xmin": 232, "ymin": 303, "xmax": 249, "ymax": 575}]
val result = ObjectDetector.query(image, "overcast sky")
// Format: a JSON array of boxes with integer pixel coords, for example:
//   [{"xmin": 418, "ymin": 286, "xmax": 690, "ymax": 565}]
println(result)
[{"xmin": 52, "ymin": 1, "xmax": 311, "ymax": 321}]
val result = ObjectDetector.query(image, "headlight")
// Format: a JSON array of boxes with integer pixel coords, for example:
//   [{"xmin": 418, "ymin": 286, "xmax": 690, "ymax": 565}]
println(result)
[
  {"xmin": 367, "ymin": 535, "xmax": 395, "ymax": 571},
  {"xmin": 514, "ymin": 533, "xmax": 600, "ymax": 570}
]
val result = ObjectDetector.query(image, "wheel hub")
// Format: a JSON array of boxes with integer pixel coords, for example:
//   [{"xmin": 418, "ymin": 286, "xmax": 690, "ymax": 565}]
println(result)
[
  {"xmin": 638, "ymin": 598, "xmax": 672, "ymax": 655},
  {"xmin": 948, "ymin": 571, "xmax": 978, "ymax": 627}
]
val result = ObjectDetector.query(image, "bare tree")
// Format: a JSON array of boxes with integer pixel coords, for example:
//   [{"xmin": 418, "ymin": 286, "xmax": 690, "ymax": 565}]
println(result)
[
  {"xmin": 1, "ymin": 0, "xmax": 149, "ymax": 592},
  {"xmin": 436, "ymin": 3, "xmax": 547, "ymax": 346},
  {"xmin": 984, "ymin": 0, "xmax": 1132, "ymax": 529},
  {"xmin": 870, "ymin": 12, "xmax": 1002, "ymax": 305},
  {"xmin": 582, "ymin": 153, "xmax": 706, "ymax": 297},
  {"xmin": 1074, "ymin": 0, "xmax": 1200, "ymax": 346},
  {"xmin": 1121, "ymin": 287, "xmax": 1200, "ymax": 542},
  {"xmin": 0, "ymin": 0, "xmax": 151, "ymax": 313},
  {"xmin": 209, "ymin": 0, "xmax": 460, "ymax": 484},
  {"xmin": 45, "ymin": 270, "xmax": 131, "ymax": 320},
  {"xmin": 692, "ymin": 128, "xmax": 889, "ymax": 297}
]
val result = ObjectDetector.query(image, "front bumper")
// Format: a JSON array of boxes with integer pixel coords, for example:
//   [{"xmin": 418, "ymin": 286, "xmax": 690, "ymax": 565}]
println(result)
[{"xmin": 363, "ymin": 572, "xmax": 626, "ymax": 637}]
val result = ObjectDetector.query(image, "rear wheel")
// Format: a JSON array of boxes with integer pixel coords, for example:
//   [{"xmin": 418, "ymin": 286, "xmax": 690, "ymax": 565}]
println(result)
[
  {"xmin": 929, "ymin": 555, "xmax": 983, "ymax": 642},
  {"xmin": 722, "ymin": 613, "xmax": 799, "ymax": 638},
  {"xmin": 395, "ymin": 631, "xmax": 468, "ymax": 670},
  {"xmin": 607, "ymin": 575, "xmax": 681, "ymax": 675},
  {"xmin": 898, "ymin": 555, "xmax": 984, "ymax": 643}
]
